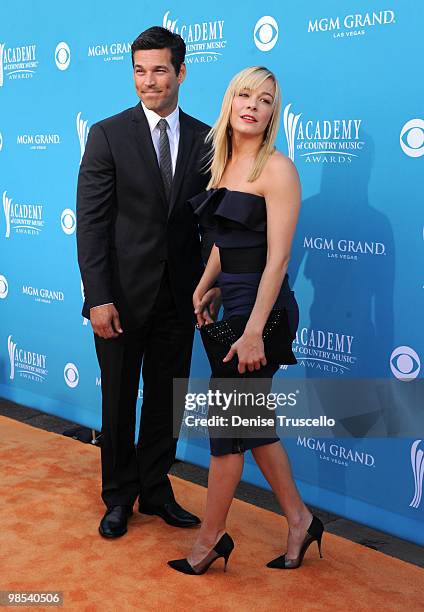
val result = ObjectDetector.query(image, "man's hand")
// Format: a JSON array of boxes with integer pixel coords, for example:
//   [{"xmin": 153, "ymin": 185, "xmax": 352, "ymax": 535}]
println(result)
[
  {"xmin": 193, "ymin": 287, "xmax": 222, "ymax": 327},
  {"xmin": 90, "ymin": 304, "xmax": 123, "ymax": 339}
]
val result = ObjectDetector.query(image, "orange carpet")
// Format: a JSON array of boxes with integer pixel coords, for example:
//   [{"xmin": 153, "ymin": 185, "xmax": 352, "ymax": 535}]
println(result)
[{"xmin": 0, "ymin": 414, "xmax": 423, "ymax": 611}]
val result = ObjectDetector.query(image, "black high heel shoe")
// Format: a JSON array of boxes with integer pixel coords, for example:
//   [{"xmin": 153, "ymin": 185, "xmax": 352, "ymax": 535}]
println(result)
[
  {"xmin": 167, "ymin": 532, "xmax": 234, "ymax": 575},
  {"xmin": 266, "ymin": 515, "xmax": 324, "ymax": 569}
]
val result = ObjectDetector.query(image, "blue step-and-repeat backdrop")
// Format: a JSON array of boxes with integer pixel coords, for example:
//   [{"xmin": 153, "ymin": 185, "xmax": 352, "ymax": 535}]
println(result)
[{"xmin": 1, "ymin": 1, "xmax": 423, "ymax": 545}]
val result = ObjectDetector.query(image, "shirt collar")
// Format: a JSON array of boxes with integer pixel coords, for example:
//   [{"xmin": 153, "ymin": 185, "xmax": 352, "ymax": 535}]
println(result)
[{"xmin": 140, "ymin": 101, "xmax": 180, "ymax": 135}]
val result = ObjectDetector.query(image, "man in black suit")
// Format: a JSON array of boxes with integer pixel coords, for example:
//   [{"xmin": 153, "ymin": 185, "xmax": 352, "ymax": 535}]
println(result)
[{"xmin": 77, "ymin": 26, "xmax": 216, "ymax": 537}]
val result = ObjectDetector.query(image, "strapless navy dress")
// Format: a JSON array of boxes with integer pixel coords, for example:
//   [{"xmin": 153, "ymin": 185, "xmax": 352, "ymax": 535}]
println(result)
[{"xmin": 189, "ymin": 188, "xmax": 299, "ymax": 456}]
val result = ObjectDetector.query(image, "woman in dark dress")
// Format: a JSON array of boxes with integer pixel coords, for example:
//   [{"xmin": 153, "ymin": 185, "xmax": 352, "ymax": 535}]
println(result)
[{"xmin": 168, "ymin": 67, "xmax": 324, "ymax": 575}]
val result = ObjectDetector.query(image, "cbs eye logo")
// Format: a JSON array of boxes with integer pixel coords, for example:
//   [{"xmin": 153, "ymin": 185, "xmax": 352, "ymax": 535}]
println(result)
[
  {"xmin": 61, "ymin": 208, "xmax": 76, "ymax": 235},
  {"xmin": 390, "ymin": 346, "xmax": 421, "ymax": 381},
  {"xmin": 64, "ymin": 362, "xmax": 79, "ymax": 388},
  {"xmin": 0, "ymin": 274, "xmax": 8, "ymax": 299},
  {"xmin": 400, "ymin": 119, "xmax": 424, "ymax": 158},
  {"xmin": 254, "ymin": 16, "xmax": 279, "ymax": 52},
  {"xmin": 55, "ymin": 42, "xmax": 71, "ymax": 71}
]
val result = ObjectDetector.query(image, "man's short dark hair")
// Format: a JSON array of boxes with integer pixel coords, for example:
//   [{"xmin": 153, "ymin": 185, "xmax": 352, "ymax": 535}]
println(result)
[{"xmin": 131, "ymin": 26, "xmax": 186, "ymax": 75}]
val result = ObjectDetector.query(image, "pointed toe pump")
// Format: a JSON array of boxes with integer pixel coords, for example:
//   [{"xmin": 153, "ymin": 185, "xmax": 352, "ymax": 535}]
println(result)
[
  {"xmin": 168, "ymin": 532, "xmax": 235, "ymax": 575},
  {"xmin": 267, "ymin": 515, "xmax": 324, "ymax": 569}
]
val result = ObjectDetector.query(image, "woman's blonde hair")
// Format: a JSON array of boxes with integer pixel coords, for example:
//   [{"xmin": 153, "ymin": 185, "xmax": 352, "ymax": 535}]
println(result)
[{"xmin": 205, "ymin": 66, "xmax": 281, "ymax": 189}]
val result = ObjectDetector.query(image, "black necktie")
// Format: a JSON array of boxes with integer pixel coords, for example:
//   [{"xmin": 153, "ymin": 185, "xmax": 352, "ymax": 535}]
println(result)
[{"xmin": 158, "ymin": 118, "xmax": 172, "ymax": 200}]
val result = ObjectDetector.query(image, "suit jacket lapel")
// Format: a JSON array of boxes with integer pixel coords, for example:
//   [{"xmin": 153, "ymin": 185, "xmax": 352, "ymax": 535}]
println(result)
[
  {"xmin": 131, "ymin": 103, "xmax": 168, "ymax": 212},
  {"xmin": 168, "ymin": 109, "xmax": 195, "ymax": 219}
]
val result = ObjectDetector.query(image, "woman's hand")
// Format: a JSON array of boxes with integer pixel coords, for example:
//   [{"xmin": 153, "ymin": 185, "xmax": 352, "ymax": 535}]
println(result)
[
  {"xmin": 223, "ymin": 331, "xmax": 267, "ymax": 374},
  {"xmin": 193, "ymin": 287, "xmax": 222, "ymax": 327}
]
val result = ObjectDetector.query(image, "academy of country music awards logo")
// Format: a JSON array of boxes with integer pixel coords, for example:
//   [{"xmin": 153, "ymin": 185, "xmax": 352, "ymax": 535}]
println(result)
[
  {"xmin": 410, "ymin": 439, "xmax": 424, "ymax": 509},
  {"xmin": 163, "ymin": 10, "xmax": 226, "ymax": 63},
  {"xmin": 2, "ymin": 190, "xmax": 44, "ymax": 238},
  {"xmin": 302, "ymin": 236, "xmax": 387, "ymax": 263},
  {"xmin": 0, "ymin": 40, "xmax": 70, "ymax": 86},
  {"xmin": 76, "ymin": 112, "xmax": 89, "ymax": 164},
  {"xmin": 307, "ymin": 9, "xmax": 396, "ymax": 39},
  {"xmin": 283, "ymin": 103, "xmax": 364, "ymax": 164},
  {"xmin": 7, "ymin": 335, "xmax": 79, "ymax": 388},
  {"xmin": 0, "ymin": 41, "xmax": 38, "ymax": 86},
  {"xmin": 294, "ymin": 335, "xmax": 420, "ymax": 379},
  {"xmin": 0, "ymin": 187, "xmax": 80, "ymax": 243},
  {"xmin": 292, "ymin": 327, "xmax": 356, "ymax": 375},
  {"xmin": 7, "ymin": 335, "xmax": 48, "ymax": 383}
]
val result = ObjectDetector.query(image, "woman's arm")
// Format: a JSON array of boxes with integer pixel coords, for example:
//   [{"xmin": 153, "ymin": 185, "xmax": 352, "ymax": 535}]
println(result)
[
  {"xmin": 196, "ymin": 244, "xmax": 221, "ymax": 295},
  {"xmin": 224, "ymin": 153, "xmax": 301, "ymax": 372},
  {"xmin": 245, "ymin": 154, "xmax": 301, "ymax": 335}
]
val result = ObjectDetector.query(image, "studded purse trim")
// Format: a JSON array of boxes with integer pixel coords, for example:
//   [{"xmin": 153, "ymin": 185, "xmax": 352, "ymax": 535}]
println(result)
[{"xmin": 200, "ymin": 309, "xmax": 284, "ymax": 347}]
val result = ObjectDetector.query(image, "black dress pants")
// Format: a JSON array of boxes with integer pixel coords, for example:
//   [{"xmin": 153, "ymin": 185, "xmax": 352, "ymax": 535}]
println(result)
[{"xmin": 94, "ymin": 265, "xmax": 195, "ymax": 508}]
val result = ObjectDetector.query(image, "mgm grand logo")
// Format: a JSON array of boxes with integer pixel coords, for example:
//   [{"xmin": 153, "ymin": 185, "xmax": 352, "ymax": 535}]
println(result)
[
  {"xmin": 297, "ymin": 436, "xmax": 375, "ymax": 468},
  {"xmin": 303, "ymin": 236, "xmax": 386, "ymax": 261}
]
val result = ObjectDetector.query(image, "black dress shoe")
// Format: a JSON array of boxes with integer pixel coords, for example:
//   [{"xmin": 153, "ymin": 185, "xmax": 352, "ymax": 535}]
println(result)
[
  {"xmin": 266, "ymin": 515, "xmax": 324, "ymax": 569},
  {"xmin": 168, "ymin": 532, "xmax": 234, "ymax": 574},
  {"xmin": 99, "ymin": 505, "xmax": 133, "ymax": 538},
  {"xmin": 138, "ymin": 500, "xmax": 201, "ymax": 528}
]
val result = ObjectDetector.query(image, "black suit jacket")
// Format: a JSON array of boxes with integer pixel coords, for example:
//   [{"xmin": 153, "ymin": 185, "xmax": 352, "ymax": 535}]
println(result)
[{"xmin": 76, "ymin": 102, "xmax": 211, "ymax": 329}]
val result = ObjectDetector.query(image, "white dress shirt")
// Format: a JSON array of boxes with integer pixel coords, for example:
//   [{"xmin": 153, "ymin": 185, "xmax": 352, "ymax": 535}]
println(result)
[
  {"xmin": 90, "ymin": 101, "xmax": 180, "ymax": 311},
  {"xmin": 141, "ymin": 100, "xmax": 180, "ymax": 175}
]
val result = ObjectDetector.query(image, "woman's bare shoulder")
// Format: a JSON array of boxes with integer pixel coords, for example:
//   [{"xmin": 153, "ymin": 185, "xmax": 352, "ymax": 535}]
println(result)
[
  {"xmin": 267, "ymin": 150, "xmax": 298, "ymax": 173},
  {"xmin": 261, "ymin": 150, "xmax": 300, "ymax": 190}
]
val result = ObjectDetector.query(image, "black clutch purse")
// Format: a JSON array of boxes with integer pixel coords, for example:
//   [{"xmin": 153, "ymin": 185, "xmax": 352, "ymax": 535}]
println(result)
[{"xmin": 199, "ymin": 308, "xmax": 297, "ymax": 376}]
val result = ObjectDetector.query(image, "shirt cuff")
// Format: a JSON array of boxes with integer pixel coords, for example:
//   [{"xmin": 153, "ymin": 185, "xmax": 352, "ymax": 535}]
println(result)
[{"xmin": 90, "ymin": 303, "xmax": 113, "ymax": 310}]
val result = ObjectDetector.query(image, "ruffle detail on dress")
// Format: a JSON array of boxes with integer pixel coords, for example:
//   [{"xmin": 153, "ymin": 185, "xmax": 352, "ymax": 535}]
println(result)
[
  {"xmin": 188, "ymin": 188, "xmax": 266, "ymax": 232},
  {"xmin": 188, "ymin": 188, "xmax": 226, "ymax": 229}
]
